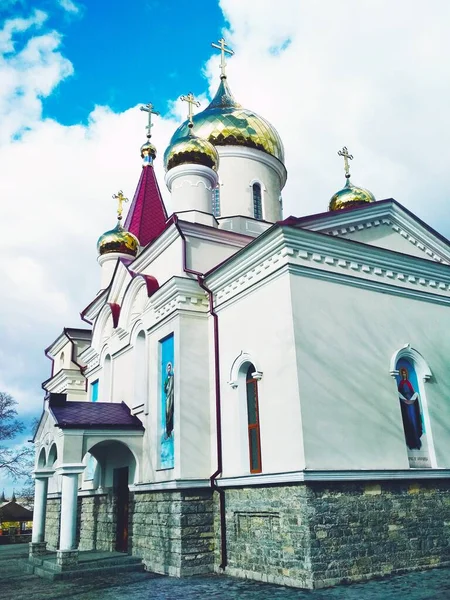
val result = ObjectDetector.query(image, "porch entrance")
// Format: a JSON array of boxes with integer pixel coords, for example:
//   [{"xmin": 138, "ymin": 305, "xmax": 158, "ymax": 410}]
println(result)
[{"xmin": 113, "ymin": 467, "xmax": 129, "ymax": 552}]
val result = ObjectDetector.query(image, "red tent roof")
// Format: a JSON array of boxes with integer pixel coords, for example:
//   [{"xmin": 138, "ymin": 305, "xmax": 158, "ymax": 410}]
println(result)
[{"xmin": 124, "ymin": 164, "xmax": 167, "ymax": 248}]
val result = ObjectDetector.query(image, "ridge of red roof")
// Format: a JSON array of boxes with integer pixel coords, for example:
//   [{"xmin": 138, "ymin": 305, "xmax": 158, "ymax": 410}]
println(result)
[{"xmin": 124, "ymin": 164, "xmax": 168, "ymax": 248}]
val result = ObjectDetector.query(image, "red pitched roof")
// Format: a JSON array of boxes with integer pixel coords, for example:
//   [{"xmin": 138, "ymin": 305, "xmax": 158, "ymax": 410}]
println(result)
[{"xmin": 124, "ymin": 164, "xmax": 168, "ymax": 247}]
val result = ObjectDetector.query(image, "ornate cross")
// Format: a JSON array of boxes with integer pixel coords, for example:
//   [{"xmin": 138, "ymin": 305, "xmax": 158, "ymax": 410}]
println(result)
[
  {"xmin": 338, "ymin": 146, "xmax": 353, "ymax": 178},
  {"xmin": 211, "ymin": 37, "xmax": 234, "ymax": 78},
  {"xmin": 140, "ymin": 103, "xmax": 160, "ymax": 138},
  {"xmin": 113, "ymin": 190, "xmax": 128, "ymax": 221},
  {"xmin": 180, "ymin": 92, "xmax": 200, "ymax": 126}
]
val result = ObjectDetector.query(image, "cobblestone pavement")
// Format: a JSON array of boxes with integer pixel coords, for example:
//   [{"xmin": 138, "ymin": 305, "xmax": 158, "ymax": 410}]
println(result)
[{"xmin": 1, "ymin": 545, "xmax": 450, "ymax": 600}]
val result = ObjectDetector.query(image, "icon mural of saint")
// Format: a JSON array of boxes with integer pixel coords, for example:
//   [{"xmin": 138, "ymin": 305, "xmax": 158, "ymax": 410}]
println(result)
[
  {"xmin": 164, "ymin": 362, "xmax": 174, "ymax": 438},
  {"xmin": 397, "ymin": 363, "xmax": 423, "ymax": 450}
]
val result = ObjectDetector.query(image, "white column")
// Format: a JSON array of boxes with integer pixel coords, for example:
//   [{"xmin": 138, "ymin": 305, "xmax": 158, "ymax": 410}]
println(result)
[
  {"xmin": 57, "ymin": 465, "xmax": 85, "ymax": 552},
  {"xmin": 31, "ymin": 471, "xmax": 52, "ymax": 543}
]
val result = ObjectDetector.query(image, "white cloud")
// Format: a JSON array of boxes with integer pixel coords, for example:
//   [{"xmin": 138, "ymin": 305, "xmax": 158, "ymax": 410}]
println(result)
[
  {"xmin": 2, "ymin": 0, "xmax": 450, "ymax": 424},
  {"xmin": 58, "ymin": 0, "xmax": 81, "ymax": 15}
]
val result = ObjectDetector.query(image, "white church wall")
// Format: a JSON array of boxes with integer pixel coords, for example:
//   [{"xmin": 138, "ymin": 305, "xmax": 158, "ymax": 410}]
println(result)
[
  {"xmin": 185, "ymin": 236, "xmax": 242, "ymax": 275},
  {"xmin": 178, "ymin": 313, "xmax": 212, "ymax": 479},
  {"xmin": 216, "ymin": 272, "xmax": 305, "ymax": 478},
  {"xmin": 139, "ymin": 235, "xmax": 185, "ymax": 282},
  {"xmin": 290, "ymin": 274, "xmax": 450, "ymax": 470},
  {"xmin": 217, "ymin": 147, "xmax": 284, "ymax": 223}
]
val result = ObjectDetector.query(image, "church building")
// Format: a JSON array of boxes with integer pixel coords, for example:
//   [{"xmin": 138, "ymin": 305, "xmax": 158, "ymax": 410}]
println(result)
[{"xmin": 30, "ymin": 39, "xmax": 450, "ymax": 589}]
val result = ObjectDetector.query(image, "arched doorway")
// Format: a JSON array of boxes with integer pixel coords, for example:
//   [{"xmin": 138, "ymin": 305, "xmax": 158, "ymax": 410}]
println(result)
[{"xmin": 85, "ymin": 441, "xmax": 137, "ymax": 552}]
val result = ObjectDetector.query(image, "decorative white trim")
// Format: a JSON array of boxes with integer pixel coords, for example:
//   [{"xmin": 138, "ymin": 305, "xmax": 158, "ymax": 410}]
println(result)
[
  {"xmin": 206, "ymin": 226, "xmax": 450, "ymax": 310},
  {"xmin": 389, "ymin": 344, "xmax": 433, "ymax": 381},
  {"xmin": 43, "ymin": 369, "xmax": 86, "ymax": 394},
  {"xmin": 216, "ymin": 469, "xmax": 450, "ymax": 487},
  {"xmin": 165, "ymin": 164, "xmax": 218, "ymax": 192},
  {"xmin": 129, "ymin": 479, "xmax": 210, "ymax": 492},
  {"xmin": 55, "ymin": 464, "xmax": 86, "ymax": 475},
  {"xmin": 33, "ymin": 468, "xmax": 55, "ymax": 479},
  {"xmin": 228, "ymin": 351, "xmax": 262, "ymax": 388},
  {"xmin": 301, "ymin": 201, "xmax": 450, "ymax": 265}
]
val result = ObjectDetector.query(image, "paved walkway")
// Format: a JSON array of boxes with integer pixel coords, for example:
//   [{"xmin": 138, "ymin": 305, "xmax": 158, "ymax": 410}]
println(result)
[{"xmin": 1, "ymin": 544, "xmax": 449, "ymax": 599}]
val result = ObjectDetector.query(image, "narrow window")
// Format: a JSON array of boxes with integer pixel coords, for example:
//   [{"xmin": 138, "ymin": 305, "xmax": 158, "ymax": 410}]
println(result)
[
  {"xmin": 102, "ymin": 355, "xmax": 112, "ymax": 402},
  {"xmin": 134, "ymin": 331, "xmax": 147, "ymax": 410},
  {"xmin": 91, "ymin": 379, "xmax": 99, "ymax": 402},
  {"xmin": 252, "ymin": 183, "xmax": 262, "ymax": 220},
  {"xmin": 246, "ymin": 364, "xmax": 262, "ymax": 473},
  {"xmin": 212, "ymin": 187, "xmax": 220, "ymax": 217}
]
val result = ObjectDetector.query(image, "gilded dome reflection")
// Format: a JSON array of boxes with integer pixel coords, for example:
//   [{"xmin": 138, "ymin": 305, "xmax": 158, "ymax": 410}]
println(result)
[
  {"xmin": 167, "ymin": 78, "xmax": 284, "ymax": 163},
  {"xmin": 97, "ymin": 223, "xmax": 139, "ymax": 257},
  {"xmin": 329, "ymin": 178, "xmax": 375, "ymax": 211}
]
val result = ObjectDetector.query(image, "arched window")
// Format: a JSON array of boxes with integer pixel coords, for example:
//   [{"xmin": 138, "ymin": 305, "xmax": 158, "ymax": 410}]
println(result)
[
  {"xmin": 134, "ymin": 331, "xmax": 148, "ymax": 413},
  {"xmin": 246, "ymin": 364, "xmax": 262, "ymax": 473},
  {"xmin": 212, "ymin": 187, "xmax": 220, "ymax": 217},
  {"xmin": 59, "ymin": 352, "xmax": 65, "ymax": 369},
  {"xmin": 102, "ymin": 354, "xmax": 112, "ymax": 402},
  {"xmin": 252, "ymin": 183, "xmax": 263, "ymax": 220}
]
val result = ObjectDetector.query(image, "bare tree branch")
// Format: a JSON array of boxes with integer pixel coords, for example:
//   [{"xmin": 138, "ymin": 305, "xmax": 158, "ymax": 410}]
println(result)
[{"xmin": 0, "ymin": 391, "xmax": 34, "ymax": 480}]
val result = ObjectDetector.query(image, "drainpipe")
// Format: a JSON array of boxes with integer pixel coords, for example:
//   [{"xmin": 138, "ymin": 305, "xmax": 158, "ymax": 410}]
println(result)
[{"xmin": 174, "ymin": 214, "xmax": 227, "ymax": 569}]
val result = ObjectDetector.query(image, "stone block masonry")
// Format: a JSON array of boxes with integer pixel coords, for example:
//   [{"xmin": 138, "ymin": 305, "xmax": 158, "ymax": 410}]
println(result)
[
  {"xmin": 45, "ymin": 497, "xmax": 61, "ymax": 551},
  {"xmin": 129, "ymin": 489, "xmax": 215, "ymax": 577},
  {"xmin": 78, "ymin": 493, "xmax": 116, "ymax": 552},
  {"xmin": 220, "ymin": 480, "xmax": 450, "ymax": 589}
]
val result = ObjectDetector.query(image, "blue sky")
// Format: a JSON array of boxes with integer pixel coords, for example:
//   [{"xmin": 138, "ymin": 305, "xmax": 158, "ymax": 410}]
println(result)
[
  {"xmin": 2, "ymin": 0, "xmax": 225, "ymax": 125},
  {"xmin": 3, "ymin": 0, "xmax": 450, "ymax": 496}
]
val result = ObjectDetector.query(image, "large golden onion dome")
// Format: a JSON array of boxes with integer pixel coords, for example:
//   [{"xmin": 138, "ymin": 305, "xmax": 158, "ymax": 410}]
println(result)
[
  {"xmin": 166, "ymin": 78, "xmax": 284, "ymax": 163},
  {"xmin": 97, "ymin": 222, "xmax": 139, "ymax": 257},
  {"xmin": 164, "ymin": 129, "xmax": 219, "ymax": 171},
  {"xmin": 329, "ymin": 178, "xmax": 375, "ymax": 211}
]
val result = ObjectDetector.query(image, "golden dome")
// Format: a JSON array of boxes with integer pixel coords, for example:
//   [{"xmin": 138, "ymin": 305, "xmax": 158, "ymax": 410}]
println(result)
[
  {"xmin": 329, "ymin": 178, "xmax": 375, "ymax": 211},
  {"xmin": 164, "ymin": 131, "xmax": 219, "ymax": 171},
  {"xmin": 97, "ymin": 222, "xmax": 139, "ymax": 257},
  {"xmin": 166, "ymin": 78, "xmax": 284, "ymax": 163},
  {"xmin": 140, "ymin": 139, "xmax": 157, "ymax": 161}
]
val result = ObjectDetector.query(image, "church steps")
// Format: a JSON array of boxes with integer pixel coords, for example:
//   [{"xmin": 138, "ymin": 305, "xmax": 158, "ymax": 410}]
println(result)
[{"xmin": 25, "ymin": 552, "xmax": 145, "ymax": 580}]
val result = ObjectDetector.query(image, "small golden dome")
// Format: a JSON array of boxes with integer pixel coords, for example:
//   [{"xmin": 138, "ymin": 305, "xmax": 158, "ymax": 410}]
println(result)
[
  {"xmin": 140, "ymin": 140, "xmax": 157, "ymax": 161},
  {"xmin": 166, "ymin": 78, "xmax": 284, "ymax": 163},
  {"xmin": 97, "ymin": 222, "xmax": 139, "ymax": 257},
  {"xmin": 164, "ymin": 132, "xmax": 219, "ymax": 172},
  {"xmin": 329, "ymin": 178, "xmax": 375, "ymax": 211}
]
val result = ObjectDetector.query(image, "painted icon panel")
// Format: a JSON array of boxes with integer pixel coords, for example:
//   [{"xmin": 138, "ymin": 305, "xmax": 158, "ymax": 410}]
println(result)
[
  {"xmin": 159, "ymin": 334, "xmax": 174, "ymax": 469},
  {"xmin": 395, "ymin": 357, "xmax": 431, "ymax": 468}
]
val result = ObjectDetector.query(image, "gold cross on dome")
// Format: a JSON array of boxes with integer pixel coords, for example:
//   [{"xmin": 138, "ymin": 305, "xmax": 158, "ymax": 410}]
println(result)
[
  {"xmin": 113, "ymin": 190, "xmax": 128, "ymax": 221},
  {"xmin": 140, "ymin": 103, "xmax": 160, "ymax": 138},
  {"xmin": 338, "ymin": 146, "xmax": 353, "ymax": 178},
  {"xmin": 211, "ymin": 37, "xmax": 234, "ymax": 78},
  {"xmin": 180, "ymin": 92, "xmax": 200, "ymax": 126}
]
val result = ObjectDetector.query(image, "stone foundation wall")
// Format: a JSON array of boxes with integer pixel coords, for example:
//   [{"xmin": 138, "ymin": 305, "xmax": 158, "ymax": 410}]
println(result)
[
  {"xmin": 129, "ymin": 489, "xmax": 214, "ymax": 576},
  {"xmin": 45, "ymin": 498, "xmax": 61, "ymax": 550},
  {"xmin": 220, "ymin": 480, "xmax": 450, "ymax": 589},
  {"xmin": 78, "ymin": 493, "xmax": 116, "ymax": 552},
  {"xmin": 220, "ymin": 485, "xmax": 314, "ymax": 588},
  {"xmin": 308, "ymin": 480, "xmax": 450, "ymax": 588}
]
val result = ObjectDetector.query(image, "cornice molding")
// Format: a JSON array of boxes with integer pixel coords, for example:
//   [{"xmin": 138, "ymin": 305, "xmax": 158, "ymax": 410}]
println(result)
[
  {"xmin": 178, "ymin": 219, "xmax": 252, "ymax": 247},
  {"xmin": 129, "ymin": 478, "xmax": 210, "ymax": 492},
  {"xmin": 207, "ymin": 226, "xmax": 450, "ymax": 309},
  {"xmin": 43, "ymin": 369, "xmax": 86, "ymax": 394},
  {"xmin": 216, "ymin": 468, "xmax": 450, "ymax": 487},
  {"xmin": 303, "ymin": 202, "xmax": 450, "ymax": 265}
]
